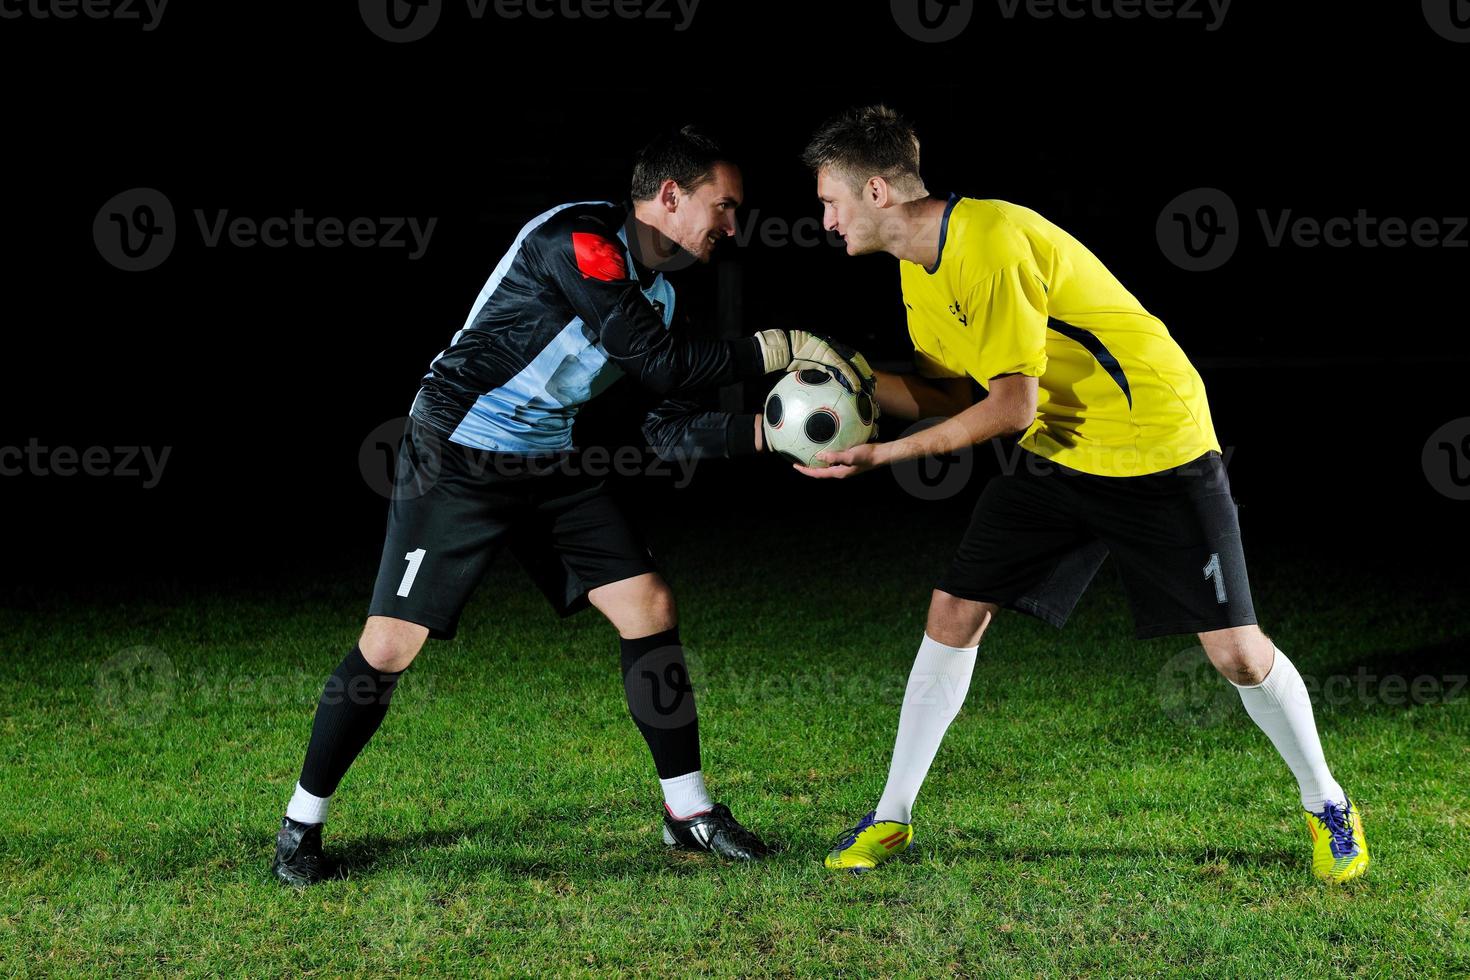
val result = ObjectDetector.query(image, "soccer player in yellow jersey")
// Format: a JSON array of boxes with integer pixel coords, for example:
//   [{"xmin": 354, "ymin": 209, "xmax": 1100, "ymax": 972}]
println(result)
[{"xmin": 800, "ymin": 106, "xmax": 1368, "ymax": 883}]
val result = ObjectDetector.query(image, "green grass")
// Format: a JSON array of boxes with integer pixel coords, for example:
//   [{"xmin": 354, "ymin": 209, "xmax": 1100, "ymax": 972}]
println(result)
[{"xmin": 3, "ymin": 520, "xmax": 1468, "ymax": 977}]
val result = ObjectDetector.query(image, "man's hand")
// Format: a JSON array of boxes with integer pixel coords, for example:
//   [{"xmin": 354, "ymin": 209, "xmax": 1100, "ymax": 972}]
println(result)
[
  {"xmin": 792, "ymin": 442, "xmax": 888, "ymax": 479},
  {"xmin": 753, "ymin": 329, "xmax": 864, "ymax": 393},
  {"xmin": 793, "ymin": 375, "xmax": 1038, "ymax": 480},
  {"xmin": 790, "ymin": 331, "xmax": 867, "ymax": 396}
]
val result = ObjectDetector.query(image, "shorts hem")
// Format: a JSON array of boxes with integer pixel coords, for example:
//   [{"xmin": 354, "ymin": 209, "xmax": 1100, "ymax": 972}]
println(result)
[
  {"xmin": 366, "ymin": 605, "xmax": 460, "ymax": 641},
  {"xmin": 543, "ymin": 561, "xmax": 658, "ymax": 619},
  {"xmin": 577, "ymin": 562, "xmax": 659, "ymax": 594},
  {"xmin": 933, "ymin": 584, "xmax": 1070, "ymax": 630},
  {"xmin": 1133, "ymin": 614, "xmax": 1258, "ymax": 641}
]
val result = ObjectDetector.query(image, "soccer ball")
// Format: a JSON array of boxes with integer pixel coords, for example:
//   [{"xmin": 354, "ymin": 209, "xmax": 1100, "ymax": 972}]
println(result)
[{"xmin": 762, "ymin": 368, "xmax": 877, "ymax": 467}]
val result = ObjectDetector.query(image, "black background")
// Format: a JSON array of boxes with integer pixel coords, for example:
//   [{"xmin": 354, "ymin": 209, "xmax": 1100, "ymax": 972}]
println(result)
[{"xmin": 2, "ymin": 0, "xmax": 1466, "ymax": 592}]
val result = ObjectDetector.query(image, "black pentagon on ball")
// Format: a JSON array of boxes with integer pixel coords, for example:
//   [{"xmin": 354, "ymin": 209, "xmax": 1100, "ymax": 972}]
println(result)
[
  {"xmin": 857, "ymin": 392, "xmax": 874, "ymax": 425},
  {"xmin": 765, "ymin": 393, "xmax": 783, "ymax": 426},
  {"xmin": 804, "ymin": 409, "xmax": 839, "ymax": 443},
  {"xmin": 797, "ymin": 368, "xmax": 832, "ymax": 386}
]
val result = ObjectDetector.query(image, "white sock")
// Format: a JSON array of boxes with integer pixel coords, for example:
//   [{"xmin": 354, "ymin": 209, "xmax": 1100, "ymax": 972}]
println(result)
[
  {"xmin": 874, "ymin": 633, "xmax": 979, "ymax": 824},
  {"xmin": 660, "ymin": 770, "xmax": 714, "ymax": 819},
  {"xmin": 286, "ymin": 782, "xmax": 331, "ymax": 825},
  {"xmin": 1231, "ymin": 646, "xmax": 1346, "ymax": 812}
]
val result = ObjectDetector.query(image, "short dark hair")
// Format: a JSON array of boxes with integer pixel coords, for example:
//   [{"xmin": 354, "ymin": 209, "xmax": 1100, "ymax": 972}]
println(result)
[
  {"xmin": 801, "ymin": 104, "xmax": 923, "ymax": 191},
  {"xmin": 630, "ymin": 126, "xmax": 728, "ymax": 202}
]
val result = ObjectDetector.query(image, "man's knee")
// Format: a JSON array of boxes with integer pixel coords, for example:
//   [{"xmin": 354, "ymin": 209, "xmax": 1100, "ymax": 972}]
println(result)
[
  {"xmin": 926, "ymin": 591, "xmax": 997, "ymax": 648},
  {"xmin": 359, "ymin": 616, "xmax": 429, "ymax": 672},
  {"xmin": 588, "ymin": 573, "xmax": 678, "ymax": 638},
  {"xmin": 642, "ymin": 579, "xmax": 677, "ymax": 629},
  {"xmin": 1199, "ymin": 624, "xmax": 1273, "ymax": 685}
]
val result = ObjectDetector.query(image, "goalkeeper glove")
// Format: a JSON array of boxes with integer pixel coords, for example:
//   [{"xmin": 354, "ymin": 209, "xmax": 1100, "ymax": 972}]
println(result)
[{"xmin": 753, "ymin": 329, "xmax": 864, "ymax": 394}]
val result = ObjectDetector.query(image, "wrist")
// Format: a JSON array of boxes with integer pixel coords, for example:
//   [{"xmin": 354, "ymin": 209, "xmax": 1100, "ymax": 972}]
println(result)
[
  {"xmin": 725, "ymin": 413, "xmax": 761, "ymax": 457},
  {"xmin": 872, "ymin": 440, "xmax": 903, "ymax": 467}
]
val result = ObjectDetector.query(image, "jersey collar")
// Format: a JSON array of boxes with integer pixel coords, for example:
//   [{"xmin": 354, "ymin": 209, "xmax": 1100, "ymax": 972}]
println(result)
[
  {"xmin": 617, "ymin": 203, "xmax": 664, "ymax": 289},
  {"xmin": 924, "ymin": 192, "xmax": 960, "ymax": 276}
]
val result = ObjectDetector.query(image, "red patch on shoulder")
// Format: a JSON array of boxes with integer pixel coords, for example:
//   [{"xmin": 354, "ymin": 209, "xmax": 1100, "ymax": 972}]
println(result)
[{"xmin": 572, "ymin": 232, "xmax": 627, "ymax": 282}]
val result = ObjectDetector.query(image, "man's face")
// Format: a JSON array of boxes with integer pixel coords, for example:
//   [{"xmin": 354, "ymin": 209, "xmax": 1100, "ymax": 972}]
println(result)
[
  {"xmin": 817, "ymin": 167, "xmax": 883, "ymax": 256},
  {"xmin": 667, "ymin": 161, "xmax": 742, "ymax": 263}
]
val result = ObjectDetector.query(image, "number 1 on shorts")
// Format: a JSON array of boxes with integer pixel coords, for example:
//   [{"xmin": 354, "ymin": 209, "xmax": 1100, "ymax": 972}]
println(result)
[
  {"xmin": 397, "ymin": 548, "xmax": 427, "ymax": 597},
  {"xmin": 1203, "ymin": 552, "xmax": 1228, "ymax": 604}
]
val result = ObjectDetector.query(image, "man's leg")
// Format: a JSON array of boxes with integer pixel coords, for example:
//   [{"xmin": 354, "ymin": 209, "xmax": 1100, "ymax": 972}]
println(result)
[
  {"xmin": 274, "ymin": 418, "xmax": 511, "ymax": 886},
  {"xmin": 825, "ymin": 591, "xmax": 993, "ymax": 872},
  {"xmin": 1204, "ymin": 623, "xmax": 1368, "ymax": 882},
  {"xmin": 586, "ymin": 573, "xmax": 710, "ymax": 817},
  {"xmin": 284, "ymin": 617, "xmax": 428, "ymax": 827},
  {"xmin": 587, "ymin": 571, "xmax": 768, "ymax": 860},
  {"xmin": 1202, "ymin": 623, "xmax": 1346, "ymax": 812},
  {"xmin": 872, "ymin": 591, "xmax": 994, "ymax": 824}
]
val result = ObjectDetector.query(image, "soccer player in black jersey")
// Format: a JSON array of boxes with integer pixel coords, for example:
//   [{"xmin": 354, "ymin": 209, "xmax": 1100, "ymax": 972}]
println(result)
[{"xmin": 272, "ymin": 128, "xmax": 863, "ymax": 885}]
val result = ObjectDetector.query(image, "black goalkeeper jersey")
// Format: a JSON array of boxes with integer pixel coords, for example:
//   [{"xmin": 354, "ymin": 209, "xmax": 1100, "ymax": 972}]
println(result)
[{"xmin": 409, "ymin": 201, "xmax": 762, "ymax": 458}]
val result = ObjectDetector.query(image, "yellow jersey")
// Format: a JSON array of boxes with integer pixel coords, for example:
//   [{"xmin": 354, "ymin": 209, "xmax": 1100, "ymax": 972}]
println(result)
[{"xmin": 899, "ymin": 196, "xmax": 1219, "ymax": 477}]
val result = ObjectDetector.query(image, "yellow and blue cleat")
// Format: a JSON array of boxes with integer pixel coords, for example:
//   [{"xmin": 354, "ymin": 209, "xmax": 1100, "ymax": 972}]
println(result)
[
  {"xmin": 824, "ymin": 811, "xmax": 913, "ymax": 873},
  {"xmin": 1303, "ymin": 798, "xmax": 1369, "ymax": 883}
]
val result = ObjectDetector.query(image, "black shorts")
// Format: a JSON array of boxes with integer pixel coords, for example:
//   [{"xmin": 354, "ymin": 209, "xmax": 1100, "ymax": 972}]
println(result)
[
  {"xmin": 367, "ymin": 417, "xmax": 658, "ymax": 640},
  {"xmin": 936, "ymin": 450, "xmax": 1257, "ymax": 639}
]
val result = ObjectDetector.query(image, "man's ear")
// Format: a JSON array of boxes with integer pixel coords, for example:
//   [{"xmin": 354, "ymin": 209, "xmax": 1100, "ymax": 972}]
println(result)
[
  {"xmin": 867, "ymin": 176, "xmax": 890, "ymax": 208},
  {"xmin": 659, "ymin": 178, "xmax": 680, "ymax": 212}
]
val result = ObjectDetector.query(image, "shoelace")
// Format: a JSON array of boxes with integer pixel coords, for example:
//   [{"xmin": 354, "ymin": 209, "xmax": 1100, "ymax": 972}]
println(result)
[
  {"xmin": 1315, "ymin": 800, "xmax": 1357, "ymax": 858},
  {"xmin": 833, "ymin": 811, "xmax": 877, "ymax": 850}
]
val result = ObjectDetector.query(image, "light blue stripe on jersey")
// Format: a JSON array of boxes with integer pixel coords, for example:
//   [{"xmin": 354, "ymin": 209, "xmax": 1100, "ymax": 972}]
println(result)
[
  {"xmin": 426, "ymin": 200, "xmax": 611, "ymax": 379},
  {"xmin": 446, "ymin": 215, "xmax": 675, "ymax": 453},
  {"xmin": 448, "ymin": 316, "xmax": 620, "ymax": 452}
]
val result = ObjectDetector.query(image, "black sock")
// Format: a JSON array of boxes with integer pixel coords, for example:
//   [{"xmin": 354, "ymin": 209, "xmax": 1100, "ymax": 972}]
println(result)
[
  {"xmin": 620, "ymin": 626, "xmax": 701, "ymax": 779},
  {"xmin": 297, "ymin": 645, "xmax": 404, "ymax": 799}
]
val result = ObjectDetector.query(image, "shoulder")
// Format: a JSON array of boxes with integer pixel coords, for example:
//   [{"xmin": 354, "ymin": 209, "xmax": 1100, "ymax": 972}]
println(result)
[
  {"xmin": 525, "ymin": 202, "xmax": 632, "ymax": 281},
  {"xmin": 529, "ymin": 200, "xmax": 625, "ymax": 250},
  {"xmin": 948, "ymin": 198, "xmax": 1047, "ymax": 290}
]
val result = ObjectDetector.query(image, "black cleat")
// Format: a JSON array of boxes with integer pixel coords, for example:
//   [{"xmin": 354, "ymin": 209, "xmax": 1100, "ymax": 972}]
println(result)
[
  {"xmin": 661, "ymin": 803, "xmax": 771, "ymax": 861},
  {"xmin": 271, "ymin": 815, "xmax": 345, "ymax": 887}
]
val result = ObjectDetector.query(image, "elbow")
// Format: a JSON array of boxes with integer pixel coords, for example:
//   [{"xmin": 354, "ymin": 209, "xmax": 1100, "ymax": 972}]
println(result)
[
  {"xmin": 641, "ymin": 421, "xmax": 697, "ymax": 463},
  {"xmin": 1003, "ymin": 397, "xmax": 1037, "ymax": 435}
]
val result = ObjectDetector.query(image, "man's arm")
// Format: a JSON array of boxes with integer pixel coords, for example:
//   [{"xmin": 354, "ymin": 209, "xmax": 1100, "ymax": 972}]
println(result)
[
  {"xmin": 873, "ymin": 369, "xmax": 974, "ymax": 421},
  {"xmin": 641, "ymin": 395, "xmax": 764, "ymax": 462},
  {"xmin": 539, "ymin": 217, "xmax": 766, "ymax": 396},
  {"xmin": 884, "ymin": 374, "xmax": 1037, "ymax": 462},
  {"xmin": 795, "ymin": 374, "xmax": 1037, "ymax": 478}
]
